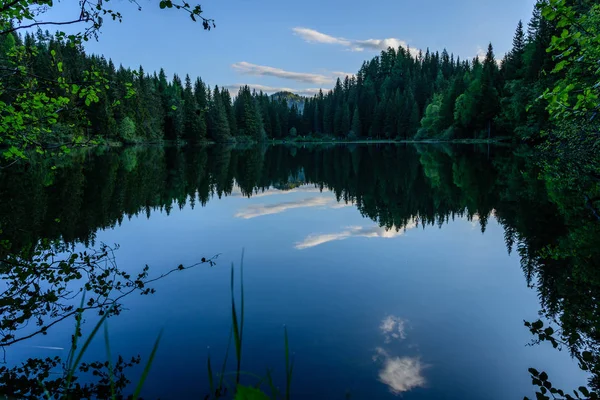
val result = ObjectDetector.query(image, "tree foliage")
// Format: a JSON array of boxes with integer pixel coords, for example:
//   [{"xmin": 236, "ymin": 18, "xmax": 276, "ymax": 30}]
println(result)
[{"xmin": 0, "ymin": 0, "xmax": 213, "ymax": 164}]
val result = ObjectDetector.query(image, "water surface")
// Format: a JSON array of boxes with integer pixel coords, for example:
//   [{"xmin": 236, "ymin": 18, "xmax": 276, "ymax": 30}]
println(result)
[{"xmin": 0, "ymin": 144, "xmax": 586, "ymax": 399}]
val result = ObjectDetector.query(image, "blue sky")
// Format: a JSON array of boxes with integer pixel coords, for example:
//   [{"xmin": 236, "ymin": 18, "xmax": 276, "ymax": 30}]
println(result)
[{"xmin": 49, "ymin": 0, "xmax": 536, "ymax": 95}]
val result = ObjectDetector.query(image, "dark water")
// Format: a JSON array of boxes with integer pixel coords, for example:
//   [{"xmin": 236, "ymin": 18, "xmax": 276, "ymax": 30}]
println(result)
[{"xmin": 0, "ymin": 144, "xmax": 593, "ymax": 399}]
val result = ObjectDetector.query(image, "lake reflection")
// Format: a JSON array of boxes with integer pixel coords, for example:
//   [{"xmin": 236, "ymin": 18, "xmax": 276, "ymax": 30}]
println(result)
[{"xmin": 0, "ymin": 144, "xmax": 590, "ymax": 399}]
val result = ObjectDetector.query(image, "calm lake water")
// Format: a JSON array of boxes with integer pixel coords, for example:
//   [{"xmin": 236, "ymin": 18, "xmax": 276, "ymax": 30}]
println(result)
[{"xmin": 0, "ymin": 144, "xmax": 588, "ymax": 399}]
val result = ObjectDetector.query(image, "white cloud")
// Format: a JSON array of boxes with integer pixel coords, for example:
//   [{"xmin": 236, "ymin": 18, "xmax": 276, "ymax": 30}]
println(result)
[
  {"xmin": 223, "ymin": 83, "xmax": 321, "ymax": 97},
  {"xmin": 475, "ymin": 46, "xmax": 487, "ymax": 62},
  {"xmin": 293, "ymin": 27, "xmax": 419, "ymax": 57},
  {"xmin": 295, "ymin": 221, "xmax": 417, "ymax": 250},
  {"xmin": 374, "ymin": 348, "xmax": 427, "ymax": 395},
  {"xmin": 380, "ymin": 316, "xmax": 408, "ymax": 343},
  {"xmin": 292, "ymin": 27, "xmax": 351, "ymax": 46},
  {"xmin": 354, "ymin": 38, "xmax": 408, "ymax": 52},
  {"xmin": 232, "ymin": 61, "xmax": 333, "ymax": 85},
  {"xmin": 235, "ymin": 196, "xmax": 349, "ymax": 219}
]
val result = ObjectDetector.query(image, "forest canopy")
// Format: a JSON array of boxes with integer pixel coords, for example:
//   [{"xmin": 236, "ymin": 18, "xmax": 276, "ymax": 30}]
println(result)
[{"xmin": 0, "ymin": 0, "xmax": 598, "ymax": 152}]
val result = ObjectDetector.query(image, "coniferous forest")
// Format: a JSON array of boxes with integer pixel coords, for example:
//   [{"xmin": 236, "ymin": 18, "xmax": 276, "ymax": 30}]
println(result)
[{"xmin": 0, "ymin": 2, "xmax": 573, "ymax": 146}]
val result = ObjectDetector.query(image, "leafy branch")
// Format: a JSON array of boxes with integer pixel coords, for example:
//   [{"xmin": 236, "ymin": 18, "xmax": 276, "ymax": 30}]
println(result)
[{"xmin": 0, "ymin": 239, "xmax": 218, "ymax": 347}]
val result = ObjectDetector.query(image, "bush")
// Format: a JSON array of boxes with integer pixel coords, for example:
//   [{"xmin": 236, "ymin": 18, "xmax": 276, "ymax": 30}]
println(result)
[{"xmin": 118, "ymin": 117, "xmax": 138, "ymax": 144}]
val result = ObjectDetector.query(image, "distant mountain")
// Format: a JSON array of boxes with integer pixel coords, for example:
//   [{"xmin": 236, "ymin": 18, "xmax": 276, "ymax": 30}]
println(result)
[{"xmin": 270, "ymin": 91, "xmax": 305, "ymax": 113}]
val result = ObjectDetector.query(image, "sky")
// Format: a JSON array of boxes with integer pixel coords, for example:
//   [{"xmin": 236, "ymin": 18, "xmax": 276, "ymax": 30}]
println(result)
[{"xmin": 47, "ymin": 0, "xmax": 536, "ymax": 96}]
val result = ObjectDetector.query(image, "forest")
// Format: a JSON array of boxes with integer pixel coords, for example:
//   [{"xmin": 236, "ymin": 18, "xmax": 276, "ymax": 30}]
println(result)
[{"xmin": 0, "ymin": 0, "xmax": 596, "ymax": 150}]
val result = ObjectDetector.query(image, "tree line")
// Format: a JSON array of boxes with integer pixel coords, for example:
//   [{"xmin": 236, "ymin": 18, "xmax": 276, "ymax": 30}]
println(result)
[{"xmin": 0, "ymin": 0, "xmax": 591, "ymax": 147}]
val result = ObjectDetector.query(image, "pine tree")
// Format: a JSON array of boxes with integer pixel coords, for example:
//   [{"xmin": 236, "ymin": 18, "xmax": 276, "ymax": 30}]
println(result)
[
  {"xmin": 408, "ymin": 102, "xmax": 420, "ymax": 138},
  {"xmin": 252, "ymin": 94, "xmax": 265, "ymax": 141},
  {"xmin": 481, "ymin": 43, "xmax": 500, "ymax": 137},
  {"xmin": 504, "ymin": 20, "xmax": 526, "ymax": 80},
  {"xmin": 341, "ymin": 103, "xmax": 351, "ymax": 137},
  {"xmin": 183, "ymin": 74, "xmax": 206, "ymax": 143},
  {"xmin": 333, "ymin": 105, "xmax": 343, "ymax": 137},
  {"xmin": 513, "ymin": 20, "xmax": 526, "ymax": 56},
  {"xmin": 209, "ymin": 86, "xmax": 231, "ymax": 142},
  {"xmin": 350, "ymin": 105, "xmax": 361, "ymax": 137},
  {"xmin": 220, "ymin": 89, "xmax": 237, "ymax": 136},
  {"xmin": 384, "ymin": 97, "xmax": 397, "ymax": 138},
  {"xmin": 194, "ymin": 77, "xmax": 208, "ymax": 110}
]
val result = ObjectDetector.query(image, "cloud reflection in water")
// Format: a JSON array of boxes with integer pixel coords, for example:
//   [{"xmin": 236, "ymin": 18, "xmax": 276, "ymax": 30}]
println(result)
[
  {"xmin": 295, "ymin": 220, "xmax": 417, "ymax": 250},
  {"xmin": 374, "ymin": 316, "xmax": 427, "ymax": 395},
  {"xmin": 235, "ymin": 196, "xmax": 350, "ymax": 219},
  {"xmin": 374, "ymin": 348, "xmax": 427, "ymax": 395},
  {"xmin": 230, "ymin": 185, "xmax": 325, "ymax": 198},
  {"xmin": 380, "ymin": 315, "xmax": 407, "ymax": 343}
]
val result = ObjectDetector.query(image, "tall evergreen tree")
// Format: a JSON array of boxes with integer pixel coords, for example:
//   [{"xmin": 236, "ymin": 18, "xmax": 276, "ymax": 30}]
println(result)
[
  {"xmin": 183, "ymin": 74, "xmax": 206, "ymax": 143},
  {"xmin": 351, "ymin": 105, "xmax": 361, "ymax": 137},
  {"xmin": 209, "ymin": 86, "xmax": 231, "ymax": 142}
]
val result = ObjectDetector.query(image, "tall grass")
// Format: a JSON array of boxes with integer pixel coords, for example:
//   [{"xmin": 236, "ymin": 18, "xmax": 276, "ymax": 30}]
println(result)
[{"xmin": 206, "ymin": 253, "xmax": 294, "ymax": 399}]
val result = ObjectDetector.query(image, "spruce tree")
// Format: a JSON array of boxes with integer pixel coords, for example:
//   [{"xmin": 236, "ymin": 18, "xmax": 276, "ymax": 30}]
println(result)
[
  {"xmin": 220, "ymin": 89, "xmax": 237, "ymax": 136},
  {"xmin": 183, "ymin": 74, "xmax": 206, "ymax": 143},
  {"xmin": 341, "ymin": 103, "xmax": 351, "ymax": 137},
  {"xmin": 351, "ymin": 105, "xmax": 361, "ymax": 137},
  {"xmin": 481, "ymin": 43, "xmax": 500, "ymax": 137},
  {"xmin": 209, "ymin": 86, "xmax": 231, "ymax": 142}
]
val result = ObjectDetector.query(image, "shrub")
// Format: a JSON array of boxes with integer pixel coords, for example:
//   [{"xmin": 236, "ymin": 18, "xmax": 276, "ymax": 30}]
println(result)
[{"xmin": 118, "ymin": 117, "xmax": 138, "ymax": 144}]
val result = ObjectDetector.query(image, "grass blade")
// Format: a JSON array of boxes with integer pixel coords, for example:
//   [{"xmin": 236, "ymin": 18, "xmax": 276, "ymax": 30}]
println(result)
[
  {"xmin": 104, "ymin": 322, "xmax": 116, "ymax": 400},
  {"xmin": 207, "ymin": 350, "xmax": 215, "ymax": 397},
  {"xmin": 66, "ymin": 292, "xmax": 86, "ymax": 373},
  {"xmin": 218, "ymin": 326, "xmax": 233, "ymax": 390},
  {"xmin": 132, "ymin": 329, "xmax": 163, "ymax": 400},
  {"xmin": 284, "ymin": 326, "xmax": 294, "ymax": 400},
  {"xmin": 240, "ymin": 249, "xmax": 245, "ymax": 352},
  {"xmin": 231, "ymin": 263, "xmax": 242, "ymax": 384},
  {"xmin": 66, "ymin": 301, "xmax": 112, "ymax": 392},
  {"xmin": 265, "ymin": 368, "xmax": 277, "ymax": 400}
]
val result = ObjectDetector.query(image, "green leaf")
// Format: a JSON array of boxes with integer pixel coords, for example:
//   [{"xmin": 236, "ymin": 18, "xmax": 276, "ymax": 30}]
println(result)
[
  {"xmin": 552, "ymin": 60, "xmax": 568, "ymax": 73},
  {"xmin": 234, "ymin": 385, "xmax": 271, "ymax": 400}
]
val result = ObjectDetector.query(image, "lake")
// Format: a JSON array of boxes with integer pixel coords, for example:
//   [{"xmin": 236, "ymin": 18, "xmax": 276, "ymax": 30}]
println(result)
[{"xmin": 0, "ymin": 144, "xmax": 590, "ymax": 399}]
